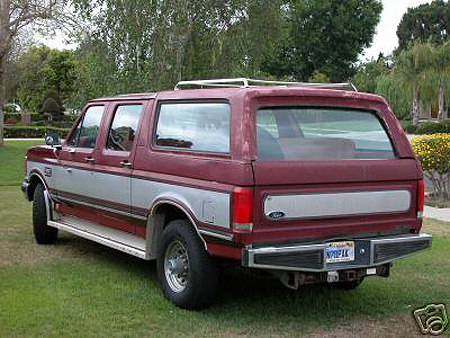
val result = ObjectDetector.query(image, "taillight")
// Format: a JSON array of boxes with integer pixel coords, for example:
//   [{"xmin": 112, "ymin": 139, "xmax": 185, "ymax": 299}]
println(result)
[
  {"xmin": 232, "ymin": 187, "xmax": 253, "ymax": 232},
  {"xmin": 417, "ymin": 180, "xmax": 424, "ymax": 218}
]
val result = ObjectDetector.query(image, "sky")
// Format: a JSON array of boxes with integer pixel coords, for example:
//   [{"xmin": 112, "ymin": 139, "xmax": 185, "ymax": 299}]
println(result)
[
  {"xmin": 361, "ymin": 0, "xmax": 433, "ymax": 61},
  {"xmin": 44, "ymin": 0, "xmax": 434, "ymax": 61}
]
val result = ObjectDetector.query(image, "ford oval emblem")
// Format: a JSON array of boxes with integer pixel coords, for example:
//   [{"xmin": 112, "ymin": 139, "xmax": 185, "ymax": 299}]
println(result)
[{"xmin": 268, "ymin": 211, "xmax": 285, "ymax": 220}]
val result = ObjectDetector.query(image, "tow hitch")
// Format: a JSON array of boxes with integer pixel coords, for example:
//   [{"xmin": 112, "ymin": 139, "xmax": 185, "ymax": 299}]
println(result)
[{"xmin": 272, "ymin": 264, "xmax": 391, "ymax": 290}]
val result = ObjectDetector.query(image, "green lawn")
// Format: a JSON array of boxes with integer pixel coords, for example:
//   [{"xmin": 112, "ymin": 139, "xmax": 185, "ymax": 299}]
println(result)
[
  {"xmin": 0, "ymin": 141, "xmax": 449, "ymax": 336},
  {"xmin": 0, "ymin": 186, "xmax": 449, "ymax": 337},
  {"xmin": 0, "ymin": 140, "xmax": 43, "ymax": 186}
]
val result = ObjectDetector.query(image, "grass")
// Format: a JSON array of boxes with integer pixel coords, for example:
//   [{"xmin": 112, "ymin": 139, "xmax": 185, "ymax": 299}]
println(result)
[
  {"xmin": 0, "ymin": 140, "xmax": 43, "ymax": 186},
  {"xmin": 1, "ymin": 140, "xmax": 449, "ymax": 336},
  {"xmin": 0, "ymin": 186, "xmax": 449, "ymax": 337}
]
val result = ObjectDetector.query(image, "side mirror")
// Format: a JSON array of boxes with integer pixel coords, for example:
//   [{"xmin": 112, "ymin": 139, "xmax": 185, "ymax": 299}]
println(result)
[{"xmin": 45, "ymin": 132, "xmax": 62, "ymax": 149}]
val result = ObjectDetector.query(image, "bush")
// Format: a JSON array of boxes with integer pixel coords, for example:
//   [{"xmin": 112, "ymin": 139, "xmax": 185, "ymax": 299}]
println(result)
[
  {"xmin": 411, "ymin": 134, "xmax": 450, "ymax": 199},
  {"xmin": 400, "ymin": 120, "xmax": 417, "ymax": 134},
  {"xmin": 4, "ymin": 126, "xmax": 69, "ymax": 139},
  {"xmin": 415, "ymin": 120, "xmax": 450, "ymax": 135},
  {"xmin": 3, "ymin": 113, "xmax": 21, "ymax": 125}
]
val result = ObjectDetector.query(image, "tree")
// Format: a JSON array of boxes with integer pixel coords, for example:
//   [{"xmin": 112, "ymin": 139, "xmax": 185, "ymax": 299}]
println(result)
[
  {"xmin": 432, "ymin": 42, "xmax": 450, "ymax": 120},
  {"xmin": 352, "ymin": 55, "xmax": 390, "ymax": 93},
  {"xmin": 262, "ymin": 0, "xmax": 383, "ymax": 82},
  {"xmin": 69, "ymin": 0, "xmax": 287, "ymax": 107},
  {"xmin": 390, "ymin": 43, "xmax": 435, "ymax": 125},
  {"xmin": 17, "ymin": 45, "xmax": 76, "ymax": 113},
  {"xmin": 397, "ymin": 0, "xmax": 450, "ymax": 52},
  {"xmin": 0, "ymin": 0, "xmax": 68, "ymax": 146},
  {"xmin": 42, "ymin": 97, "xmax": 63, "ymax": 122}
]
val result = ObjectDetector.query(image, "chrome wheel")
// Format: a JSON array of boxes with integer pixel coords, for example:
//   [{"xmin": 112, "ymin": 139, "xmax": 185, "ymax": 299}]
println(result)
[{"xmin": 164, "ymin": 240, "xmax": 190, "ymax": 293}]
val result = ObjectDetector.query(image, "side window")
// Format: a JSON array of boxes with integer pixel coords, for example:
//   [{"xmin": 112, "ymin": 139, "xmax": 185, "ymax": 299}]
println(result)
[
  {"xmin": 107, "ymin": 105, "xmax": 143, "ymax": 152},
  {"xmin": 68, "ymin": 106, "xmax": 105, "ymax": 148},
  {"xmin": 154, "ymin": 102, "xmax": 230, "ymax": 153}
]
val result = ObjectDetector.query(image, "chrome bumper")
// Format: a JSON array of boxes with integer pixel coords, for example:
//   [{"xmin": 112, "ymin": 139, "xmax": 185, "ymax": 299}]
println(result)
[{"xmin": 242, "ymin": 233, "xmax": 432, "ymax": 272}]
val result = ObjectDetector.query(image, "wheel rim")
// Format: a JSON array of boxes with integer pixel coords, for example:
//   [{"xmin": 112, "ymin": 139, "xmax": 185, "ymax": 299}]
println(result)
[{"xmin": 164, "ymin": 240, "xmax": 189, "ymax": 293}]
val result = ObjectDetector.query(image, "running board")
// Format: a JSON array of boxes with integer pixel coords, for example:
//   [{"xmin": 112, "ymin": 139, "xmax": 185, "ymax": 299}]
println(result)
[{"xmin": 48, "ymin": 218, "xmax": 149, "ymax": 260}]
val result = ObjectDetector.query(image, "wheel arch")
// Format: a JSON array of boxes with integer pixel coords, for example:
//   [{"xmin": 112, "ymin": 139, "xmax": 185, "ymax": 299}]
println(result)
[
  {"xmin": 27, "ymin": 171, "xmax": 49, "ymax": 201},
  {"xmin": 150, "ymin": 198, "xmax": 207, "ymax": 250}
]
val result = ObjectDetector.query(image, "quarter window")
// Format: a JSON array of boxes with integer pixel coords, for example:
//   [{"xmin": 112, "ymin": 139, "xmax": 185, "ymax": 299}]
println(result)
[
  {"xmin": 155, "ymin": 102, "xmax": 230, "ymax": 153},
  {"xmin": 107, "ymin": 105, "xmax": 143, "ymax": 152},
  {"xmin": 68, "ymin": 106, "xmax": 105, "ymax": 148}
]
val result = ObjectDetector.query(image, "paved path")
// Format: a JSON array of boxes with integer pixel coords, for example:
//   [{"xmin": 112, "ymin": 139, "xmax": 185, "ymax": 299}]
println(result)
[{"xmin": 424, "ymin": 206, "xmax": 450, "ymax": 222}]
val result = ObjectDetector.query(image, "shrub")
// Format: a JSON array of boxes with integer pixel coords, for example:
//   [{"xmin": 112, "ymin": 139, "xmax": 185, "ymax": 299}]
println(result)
[
  {"xmin": 42, "ymin": 97, "xmax": 64, "ymax": 122},
  {"xmin": 415, "ymin": 120, "xmax": 450, "ymax": 135},
  {"xmin": 400, "ymin": 120, "xmax": 417, "ymax": 134},
  {"xmin": 4, "ymin": 126, "xmax": 69, "ymax": 139},
  {"xmin": 411, "ymin": 134, "xmax": 450, "ymax": 199}
]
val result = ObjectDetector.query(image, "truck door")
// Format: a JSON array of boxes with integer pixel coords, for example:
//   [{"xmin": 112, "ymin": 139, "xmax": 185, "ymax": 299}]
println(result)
[{"xmin": 93, "ymin": 102, "xmax": 146, "ymax": 234}]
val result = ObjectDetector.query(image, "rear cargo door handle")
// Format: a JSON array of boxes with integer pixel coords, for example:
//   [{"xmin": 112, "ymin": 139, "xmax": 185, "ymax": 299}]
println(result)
[
  {"xmin": 120, "ymin": 160, "xmax": 132, "ymax": 168},
  {"xmin": 84, "ymin": 157, "xmax": 95, "ymax": 163}
]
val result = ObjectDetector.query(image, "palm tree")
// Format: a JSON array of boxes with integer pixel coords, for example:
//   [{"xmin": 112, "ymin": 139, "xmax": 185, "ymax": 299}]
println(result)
[
  {"xmin": 391, "ymin": 43, "xmax": 434, "ymax": 125},
  {"xmin": 432, "ymin": 42, "xmax": 450, "ymax": 120}
]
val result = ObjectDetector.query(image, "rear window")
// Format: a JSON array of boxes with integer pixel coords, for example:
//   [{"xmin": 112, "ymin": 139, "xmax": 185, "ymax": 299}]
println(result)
[{"xmin": 256, "ymin": 108, "xmax": 395, "ymax": 161}]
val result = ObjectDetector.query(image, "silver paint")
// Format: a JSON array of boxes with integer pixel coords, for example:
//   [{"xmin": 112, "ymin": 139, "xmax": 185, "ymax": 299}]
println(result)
[
  {"xmin": 132, "ymin": 177, "xmax": 230, "ymax": 228},
  {"xmin": 264, "ymin": 190, "xmax": 411, "ymax": 219},
  {"xmin": 49, "ymin": 215, "xmax": 147, "ymax": 259}
]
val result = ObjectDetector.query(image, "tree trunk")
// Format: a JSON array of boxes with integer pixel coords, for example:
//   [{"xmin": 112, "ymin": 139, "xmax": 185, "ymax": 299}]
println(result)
[
  {"xmin": 438, "ymin": 85, "xmax": 445, "ymax": 121},
  {"xmin": 0, "ymin": 56, "xmax": 5, "ymax": 147},
  {"xmin": 413, "ymin": 85, "xmax": 420, "ymax": 126}
]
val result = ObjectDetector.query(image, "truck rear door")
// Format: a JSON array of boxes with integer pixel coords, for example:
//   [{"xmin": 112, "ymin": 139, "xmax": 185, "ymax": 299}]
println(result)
[{"xmin": 250, "ymin": 101, "xmax": 422, "ymax": 245}]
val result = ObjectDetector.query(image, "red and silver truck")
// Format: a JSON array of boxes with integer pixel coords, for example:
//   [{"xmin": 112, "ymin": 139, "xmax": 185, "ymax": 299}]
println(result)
[{"xmin": 22, "ymin": 78, "xmax": 431, "ymax": 309}]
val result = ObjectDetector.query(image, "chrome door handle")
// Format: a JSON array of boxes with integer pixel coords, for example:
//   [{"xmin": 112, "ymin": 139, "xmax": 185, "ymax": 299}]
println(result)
[
  {"xmin": 120, "ymin": 160, "xmax": 132, "ymax": 168},
  {"xmin": 84, "ymin": 157, "xmax": 95, "ymax": 163},
  {"xmin": 68, "ymin": 148, "xmax": 76, "ymax": 154},
  {"xmin": 63, "ymin": 167, "xmax": 72, "ymax": 172}
]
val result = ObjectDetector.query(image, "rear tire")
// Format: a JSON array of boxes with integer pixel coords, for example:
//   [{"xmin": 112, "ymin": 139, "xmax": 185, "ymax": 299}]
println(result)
[
  {"xmin": 157, "ymin": 220, "xmax": 218, "ymax": 309},
  {"xmin": 33, "ymin": 183, "xmax": 58, "ymax": 244}
]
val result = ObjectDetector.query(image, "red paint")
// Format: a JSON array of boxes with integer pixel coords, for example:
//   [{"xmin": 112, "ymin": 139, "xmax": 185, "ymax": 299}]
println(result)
[
  {"xmin": 417, "ymin": 180, "xmax": 424, "ymax": 216},
  {"xmin": 25, "ymin": 86, "xmax": 424, "ymax": 262}
]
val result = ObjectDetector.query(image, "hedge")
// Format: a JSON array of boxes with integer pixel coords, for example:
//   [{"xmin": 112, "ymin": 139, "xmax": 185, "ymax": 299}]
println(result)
[
  {"xmin": 4, "ymin": 126, "xmax": 70, "ymax": 138},
  {"xmin": 400, "ymin": 120, "xmax": 450, "ymax": 135},
  {"xmin": 3, "ymin": 112, "xmax": 77, "ymax": 126}
]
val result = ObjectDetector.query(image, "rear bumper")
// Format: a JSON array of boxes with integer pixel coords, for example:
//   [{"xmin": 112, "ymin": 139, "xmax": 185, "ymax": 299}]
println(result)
[{"xmin": 242, "ymin": 233, "xmax": 432, "ymax": 272}]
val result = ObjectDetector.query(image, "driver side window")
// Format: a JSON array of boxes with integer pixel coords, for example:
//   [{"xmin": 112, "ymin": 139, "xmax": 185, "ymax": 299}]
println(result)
[
  {"xmin": 68, "ymin": 105, "xmax": 105, "ymax": 148},
  {"xmin": 106, "ymin": 105, "xmax": 143, "ymax": 152}
]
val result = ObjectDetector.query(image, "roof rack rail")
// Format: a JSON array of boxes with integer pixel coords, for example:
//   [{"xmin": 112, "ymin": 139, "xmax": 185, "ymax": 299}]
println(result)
[{"xmin": 174, "ymin": 78, "xmax": 357, "ymax": 91}]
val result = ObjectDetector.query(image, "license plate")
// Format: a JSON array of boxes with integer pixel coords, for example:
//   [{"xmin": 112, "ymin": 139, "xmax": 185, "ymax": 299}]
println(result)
[{"xmin": 325, "ymin": 241, "xmax": 355, "ymax": 263}]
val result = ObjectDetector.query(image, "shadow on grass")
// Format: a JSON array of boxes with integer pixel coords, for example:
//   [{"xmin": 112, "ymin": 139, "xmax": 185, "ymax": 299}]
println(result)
[{"xmin": 51, "ymin": 231, "xmax": 448, "ymax": 329}]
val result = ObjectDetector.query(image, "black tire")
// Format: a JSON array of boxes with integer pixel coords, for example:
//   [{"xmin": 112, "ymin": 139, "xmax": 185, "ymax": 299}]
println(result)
[
  {"xmin": 157, "ymin": 220, "xmax": 218, "ymax": 309},
  {"xmin": 33, "ymin": 183, "xmax": 58, "ymax": 244},
  {"xmin": 332, "ymin": 277, "xmax": 364, "ymax": 290}
]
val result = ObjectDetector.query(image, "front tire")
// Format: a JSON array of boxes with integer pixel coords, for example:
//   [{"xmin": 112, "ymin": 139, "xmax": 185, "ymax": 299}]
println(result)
[
  {"xmin": 157, "ymin": 220, "xmax": 218, "ymax": 309},
  {"xmin": 32, "ymin": 183, "xmax": 58, "ymax": 244}
]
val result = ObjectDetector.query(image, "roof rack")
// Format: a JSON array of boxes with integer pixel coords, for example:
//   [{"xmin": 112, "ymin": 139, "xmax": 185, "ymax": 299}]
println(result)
[{"xmin": 174, "ymin": 78, "xmax": 357, "ymax": 91}]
